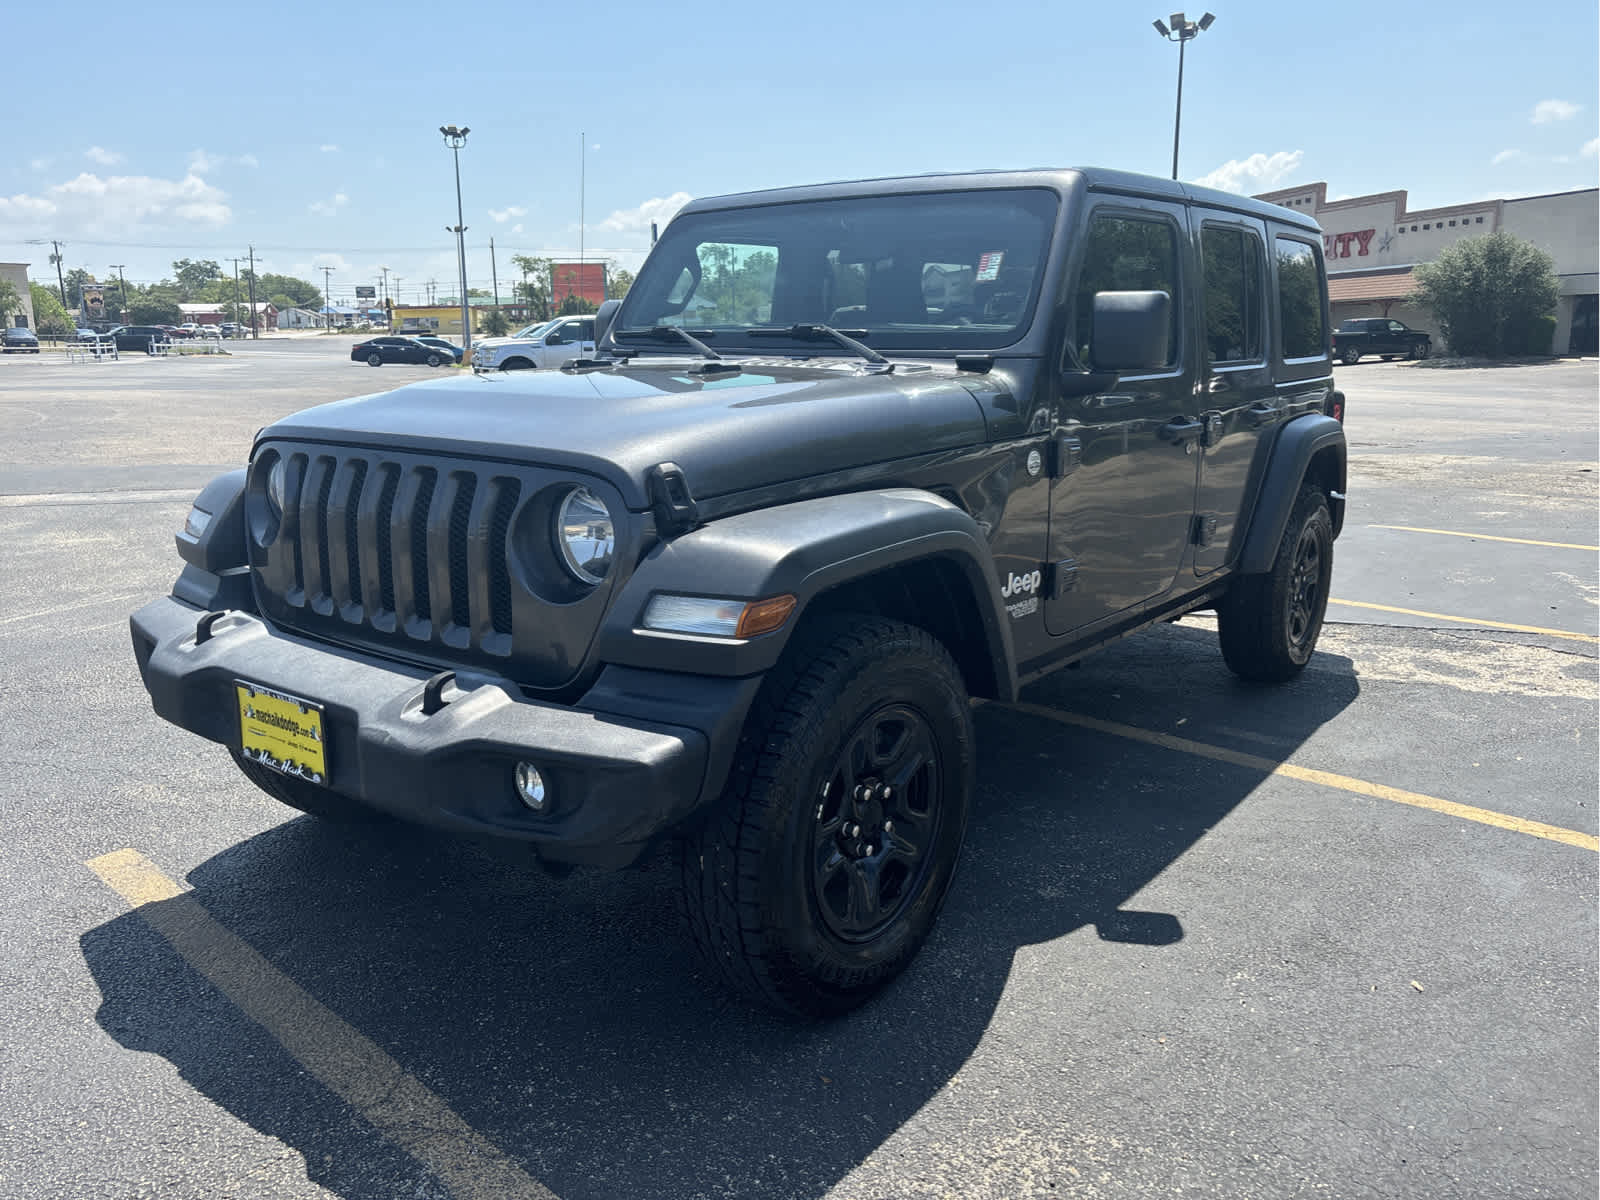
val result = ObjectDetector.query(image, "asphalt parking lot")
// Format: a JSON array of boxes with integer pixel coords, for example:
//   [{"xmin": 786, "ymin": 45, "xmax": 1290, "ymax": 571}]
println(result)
[{"xmin": 1, "ymin": 339, "xmax": 1595, "ymax": 1199}]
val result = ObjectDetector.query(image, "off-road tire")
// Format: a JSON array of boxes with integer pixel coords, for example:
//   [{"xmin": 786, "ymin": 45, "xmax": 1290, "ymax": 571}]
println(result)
[
  {"xmin": 230, "ymin": 750, "xmax": 385, "ymax": 824},
  {"xmin": 1340, "ymin": 346, "xmax": 1361, "ymax": 365},
  {"xmin": 1217, "ymin": 485, "xmax": 1334, "ymax": 682},
  {"xmin": 677, "ymin": 616, "xmax": 974, "ymax": 1018}
]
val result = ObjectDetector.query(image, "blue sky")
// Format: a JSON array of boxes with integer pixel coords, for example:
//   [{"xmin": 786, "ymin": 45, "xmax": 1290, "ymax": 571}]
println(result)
[{"xmin": 3, "ymin": 0, "xmax": 1595, "ymax": 306}]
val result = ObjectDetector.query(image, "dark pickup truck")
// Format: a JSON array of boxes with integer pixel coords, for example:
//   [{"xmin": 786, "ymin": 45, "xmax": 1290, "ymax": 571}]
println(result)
[
  {"xmin": 1333, "ymin": 317, "xmax": 1431, "ymax": 364},
  {"xmin": 131, "ymin": 167, "xmax": 1347, "ymax": 1017}
]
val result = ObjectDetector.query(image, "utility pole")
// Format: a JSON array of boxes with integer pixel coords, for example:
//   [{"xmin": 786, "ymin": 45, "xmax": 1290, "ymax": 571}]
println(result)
[
  {"xmin": 318, "ymin": 265, "xmax": 334, "ymax": 328},
  {"xmin": 246, "ymin": 245, "xmax": 259, "ymax": 338},
  {"xmin": 489, "ymin": 237, "xmax": 500, "ymax": 307},
  {"xmin": 109, "ymin": 264, "xmax": 129, "ymax": 322},
  {"xmin": 579, "ymin": 131, "xmax": 586, "ymax": 292},
  {"xmin": 393, "ymin": 277, "xmax": 403, "ymax": 308},
  {"xmin": 379, "ymin": 265, "xmax": 390, "ymax": 306},
  {"xmin": 231, "ymin": 257, "xmax": 243, "ymax": 328},
  {"xmin": 26, "ymin": 239, "xmax": 69, "ymax": 306}
]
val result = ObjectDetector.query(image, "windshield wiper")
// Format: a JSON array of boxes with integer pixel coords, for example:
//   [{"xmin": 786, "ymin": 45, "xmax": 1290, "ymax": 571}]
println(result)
[
  {"xmin": 621, "ymin": 325, "xmax": 722, "ymax": 359},
  {"xmin": 745, "ymin": 323, "xmax": 889, "ymax": 365}
]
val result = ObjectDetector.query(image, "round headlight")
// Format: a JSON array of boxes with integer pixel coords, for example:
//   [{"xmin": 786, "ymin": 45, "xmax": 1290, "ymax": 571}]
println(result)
[
  {"xmin": 554, "ymin": 486, "xmax": 614, "ymax": 584},
  {"xmin": 266, "ymin": 457, "xmax": 288, "ymax": 516}
]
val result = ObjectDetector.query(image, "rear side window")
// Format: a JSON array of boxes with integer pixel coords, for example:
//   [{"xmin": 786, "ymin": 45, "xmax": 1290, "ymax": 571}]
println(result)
[
  {"xmin": 1201, "ymin": 224, "xmax": 1264, "ymax": 363},
  {"xmin": 1074, "ymin": 213, "xmax": 1181, "ymax": 369},
  {"xmin": 1274, "ymin": 237, "xmax": 1326, "ymax": 360}
]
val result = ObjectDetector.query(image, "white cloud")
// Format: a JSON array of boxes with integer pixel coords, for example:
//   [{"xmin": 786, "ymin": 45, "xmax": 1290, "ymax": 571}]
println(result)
[
  {"xmin": 1583, "ymin": 138, "xmax": 1599, "ymax": 158},
  {"xmin": 510, "ymin": 223, "xmax": 524, "ymax": 234},
  {"xmin": 84, "ymin": 146, "xmax": 124, "ymax": 166},
  {"xmin": 320, "ymin": 144, "xmax": 339, "ymax": 153},
  {"xmin": 1192, "ymin": 151, "xmax": 1303, "ymax": 195},
  {"xmin": 1490, "ymin": 148, "xmax": 1523, "ymax": 165},
  {"xmin": 1531, "ymin": 99, "xmax": 1580, "ymax": 124},
  {"xmin": 0, "ymin": 172, "xmax": 231, "ymax": 237},
  {"xmin": 597, "ymin": 191, "xmax": 693, "ymax": 235},
  {"xmin": 309, "ymin": 192, "xmax": 349, "ymax": 216},
  {"xmin": 489, "ymin": 205, "xmax": 527, "ymax": 223}
]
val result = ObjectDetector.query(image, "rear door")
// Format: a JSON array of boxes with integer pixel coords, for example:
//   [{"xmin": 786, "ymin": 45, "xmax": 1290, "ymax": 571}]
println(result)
[
  {"xmin": 1044, "ymin": 199, "xmax": 1201, "ymax": 636},
  {"xmin": 1192, "ymin": 211, "xmax": 1273, "ymax": 575}
]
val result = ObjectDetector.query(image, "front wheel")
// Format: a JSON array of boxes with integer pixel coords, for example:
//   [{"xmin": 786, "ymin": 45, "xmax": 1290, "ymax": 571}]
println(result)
[
  {"xmin": 367, "ymin": 352, "xmax": 382, "ymax": 366},
  {"xmin": 500, "ymin": 357, "xmax": 533, "ymax": 371},
  {"xmin": 1217, "ymin": 485, "xmax": 1334, "ymax": 682},
  {"xmin": 1340, "ymin": 346, "xmax": 1361, "ymax": 365},
  {"xmin": 1410, "ymin": 342, "xmax": 1429, "ymax": 360},
  {"xmin": 678, "ymin": 616, "xmax": 974, "ymax": 1018}
]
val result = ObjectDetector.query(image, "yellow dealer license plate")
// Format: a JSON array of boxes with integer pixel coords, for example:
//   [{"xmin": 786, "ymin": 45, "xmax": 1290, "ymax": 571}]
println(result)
[{"xmin": 236, "ymin": 681, "xmax": 328, "ymax": 785}]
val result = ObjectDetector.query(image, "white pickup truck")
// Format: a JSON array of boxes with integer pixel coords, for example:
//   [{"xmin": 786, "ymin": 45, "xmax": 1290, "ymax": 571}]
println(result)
[{"xmin": 469, "ymin": 315, "xmax": 596, "ymax": 371}]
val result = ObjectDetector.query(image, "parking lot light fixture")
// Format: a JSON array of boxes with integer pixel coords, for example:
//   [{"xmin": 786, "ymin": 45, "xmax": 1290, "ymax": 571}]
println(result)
[
  {"xmin": 1153, "ymin": 11, "xmax": 1216, "ymax": 180},
  {"xmin": 441, "ymin": 124, "xmax": 472, "ymax": 352}
]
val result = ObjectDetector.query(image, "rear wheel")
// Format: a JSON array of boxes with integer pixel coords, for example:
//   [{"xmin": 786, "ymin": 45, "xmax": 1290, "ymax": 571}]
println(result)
[
  {"xmin": 678, "ymin": 616, "xmax": 974, "ymax": 1018},
  {"xmin": 1340, "ymin": 346, "xmax": 1361, "ymax": 365},
  {"xmin": 230, "ymin": 750, "xmax": 385, "ymax": 824},
  {"xmin": 1217, "ymin": 485, "xmax": 1333, "ymax": 682},
  {"xmin": 426, "ymin": 353, "xmax": 442, "ymax": 367},
  {"xmin": 367, "ymin": 352, "xmax": 382, "ymax": 366}
]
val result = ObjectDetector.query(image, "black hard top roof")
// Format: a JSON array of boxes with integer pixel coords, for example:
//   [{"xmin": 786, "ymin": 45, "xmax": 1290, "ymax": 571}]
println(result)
[{"xmin": 676, "ymin": 167, "xmax": 1320, "ymax": 232}]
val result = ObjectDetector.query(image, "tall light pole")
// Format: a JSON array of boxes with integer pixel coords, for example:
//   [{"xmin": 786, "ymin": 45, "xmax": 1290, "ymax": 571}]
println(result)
[
  {"xmin": 440, "ymin": 125, "xmax": 472, "ymax": 352},
  {"xmin": 109, "ymin": 264, "xmax": 129, "ymax": 322},
  {"xmin": 1152, "ymin": 12, "xmax": 1215, "ymax": 180},
  {"xmin": 318, "ymin": 265, "xmax": 334, "ymax": 328}
]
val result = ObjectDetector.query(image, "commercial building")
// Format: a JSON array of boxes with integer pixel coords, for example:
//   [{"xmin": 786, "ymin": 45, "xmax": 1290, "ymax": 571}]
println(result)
[
  {"xmin": 1, "ymin": 263, "xmax": 37, "ymax": 328},
  {"xmin": 1255, "ymin": 181, "xmax": 1598, "ymax": 355}
]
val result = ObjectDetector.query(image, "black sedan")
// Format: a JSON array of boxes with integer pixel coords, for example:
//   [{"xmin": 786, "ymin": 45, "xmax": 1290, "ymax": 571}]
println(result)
[
  {"xmin": 351, "ymin": 336, "xmax": 454, "ymax": 367},
  {"xmin": 2, "ymin": 327, "xmax": 40, "ymax": 353},
  {"xmin": 412, "ymin": 335, "xmax": 464, "ymax": 363},
  {"xmin": 106, "ymin": 325, "xmax": 171, "ymax": 353}
]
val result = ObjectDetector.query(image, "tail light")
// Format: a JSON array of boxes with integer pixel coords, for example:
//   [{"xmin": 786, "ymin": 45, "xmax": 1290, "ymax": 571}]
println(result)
[{"xmin": 1327, "ymin": 390, "xmax": 1345, "ymax": 424}]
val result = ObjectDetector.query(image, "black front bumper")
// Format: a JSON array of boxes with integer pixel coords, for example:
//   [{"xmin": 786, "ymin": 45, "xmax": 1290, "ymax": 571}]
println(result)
[{"xmin": 130, "ymin": 595, "xmax": 761, "ymax": 866}]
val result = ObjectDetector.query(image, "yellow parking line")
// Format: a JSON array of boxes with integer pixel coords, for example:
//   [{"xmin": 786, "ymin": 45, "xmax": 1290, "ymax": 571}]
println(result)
[
  {"xmin": 1328, "ymin": 598, "xmax": 1598, "ymax": 643},
  {"xmin": 1004, "ymin": 704, "xmax": 1599, "ymax": 853},
  {"xmin": 86, "ymin": 849, "xmax": 558, "ymax": 1200},
  {"xmin": 1369, "ymin": 524, "xmax": 1599, "ymax": 552}
]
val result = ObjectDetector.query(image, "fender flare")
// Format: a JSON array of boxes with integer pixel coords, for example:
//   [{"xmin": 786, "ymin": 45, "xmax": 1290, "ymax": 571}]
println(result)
[
  {"xmin": 595, "ymin": 488, "xmax": 1019, "ymax": 699},
  {"xmin": 1237, "ymin": 414, "xmax": 1347, "ymax": 575}
]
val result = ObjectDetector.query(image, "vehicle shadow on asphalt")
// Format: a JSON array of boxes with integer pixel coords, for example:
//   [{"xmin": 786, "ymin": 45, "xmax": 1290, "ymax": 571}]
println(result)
[{"xmin": 81, "ymin": 623, "xmax": 1358, "ymax": 1200}]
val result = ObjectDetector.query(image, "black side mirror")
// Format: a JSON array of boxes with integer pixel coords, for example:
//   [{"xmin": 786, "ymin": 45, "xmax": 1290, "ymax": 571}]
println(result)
[
  {"xmin": 594, "ymin": 298, "xmax": 621, "ymax": 347},
  {"xmin": 1091, "ymin": 290, "xmax": 1170, "ymax": 372},
  {"xmin": 545, "ymin": 333, "xmax": 565, "ymax": 346}
]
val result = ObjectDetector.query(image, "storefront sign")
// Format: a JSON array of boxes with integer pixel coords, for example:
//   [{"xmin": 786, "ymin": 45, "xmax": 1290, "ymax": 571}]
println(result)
[{"xmin": 1322, "ymin": 229, "xmax": 1376, "ymax": 259}]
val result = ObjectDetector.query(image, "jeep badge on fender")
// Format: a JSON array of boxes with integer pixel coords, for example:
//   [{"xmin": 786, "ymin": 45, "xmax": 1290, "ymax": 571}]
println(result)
[{"xmin": 130, "ymin": 168, "xmax": 1345, "ymax": 1018}]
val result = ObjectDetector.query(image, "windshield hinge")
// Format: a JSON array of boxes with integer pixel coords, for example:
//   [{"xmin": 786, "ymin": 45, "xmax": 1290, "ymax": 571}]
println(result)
[{"xmin": 646, "ymin": 462, "xmax": 699, "ymax": 537}]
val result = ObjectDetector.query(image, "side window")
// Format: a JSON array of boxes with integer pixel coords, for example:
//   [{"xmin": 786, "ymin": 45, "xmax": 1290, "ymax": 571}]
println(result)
[
  {"xmin": 1274, "ymin": 237, "xmax": 1326, "ymax": 360},
  {"xmin": 1074, "ymin": 212, "xmax": 1180, "ymax": 369},
  {"xmin": 579, "ymin": 319, "xmax": 595, "ymax": 340},
  {"xmin": 1388, "ymin": 320, "xmax": 1406, "ymax": 332},
  {"xmin": 1201, "ymin": 224, "xmax": 1264, "ymax": 363}
]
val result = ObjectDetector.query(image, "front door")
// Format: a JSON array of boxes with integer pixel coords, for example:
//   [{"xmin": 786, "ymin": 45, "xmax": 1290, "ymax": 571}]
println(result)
[{"xmin": 1045, "ymin": 201, "xmax": 1201, "ymax": 636}]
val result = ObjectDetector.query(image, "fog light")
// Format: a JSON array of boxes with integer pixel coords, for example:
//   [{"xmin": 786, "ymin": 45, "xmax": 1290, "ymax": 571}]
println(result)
[{"xmin": 515, "ymin": 761, "xmax": 549, "ymax": 811}]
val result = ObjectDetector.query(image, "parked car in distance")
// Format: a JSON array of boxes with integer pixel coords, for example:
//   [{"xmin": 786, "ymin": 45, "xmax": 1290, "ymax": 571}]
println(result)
[
  {"xmin": 107, "ymin": 325, "xmax": 171, "ymax": 353},
  {"xmin": 219, "ymin": 323, "xmax": 242, "ymax": 338},
  {"xmin": 2, "ymin": 327, "xmax": 41, "ymax": 353},
  {"xmin": 1332, "ymin": 317, "xmax": 1431, "ymax": 364},
  {"xmin": 197, "ymin": 324, "xmax": 223, "ymax": 339},
  {"xmin": 350, "ymin": 336, "xmax": 454, "ymax": 367},
  {"xmin": 178, "ymin": 323, "xmax": 203, "ymax": 338},
  {"xmin": 412, "ymin": 335, "xmax": 463, "ymax": 363}
]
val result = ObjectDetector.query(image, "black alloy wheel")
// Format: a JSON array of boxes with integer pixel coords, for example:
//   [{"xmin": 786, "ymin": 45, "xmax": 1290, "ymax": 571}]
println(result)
[
  {"xmin": 810, "ymin": 703, "xmax": 944, "ymax": 943},
  {"xmin": 1341, "ymin": 346, "xmax": 1361, "ymax": 364},
  {"xmin": 426, "ymin": 353, "xmax": 442, "ymax": 367},
  {"xmin": 367, "ymin": 352, "xmax": 382, "ymax": 366}
]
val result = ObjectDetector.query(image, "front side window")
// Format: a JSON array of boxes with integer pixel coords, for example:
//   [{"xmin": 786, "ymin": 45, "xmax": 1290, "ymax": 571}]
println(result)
[
  {"xmin": 1201, "ymin": 224, "xmax": 1264, "ymax": 363},
  {"xmin": 1073, "ymin": 212, "xmax": 1181, "ymax": 369},
  {"xmin": 1274, "ymin": 238, "xmax": 1326, "ymax": 360},
  {"xmin": 617, "ymin": 188, "xmax": 1058, "ymax": 352}
]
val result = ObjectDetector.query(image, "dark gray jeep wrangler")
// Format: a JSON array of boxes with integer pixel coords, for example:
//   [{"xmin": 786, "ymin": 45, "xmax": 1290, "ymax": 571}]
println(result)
[{"xmin": 131, "ymin": 168, "xmax": 1346, "ymax": 1017}]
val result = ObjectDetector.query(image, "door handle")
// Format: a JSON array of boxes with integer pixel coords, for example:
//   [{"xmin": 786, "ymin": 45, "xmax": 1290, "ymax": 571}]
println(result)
[
  {"xmin": 1206, "ymin": 375, "xmax": 1233, "ymax": 394},
  {"xmin": 1160, "ymin": 417, "xmax": 1204, "ymax": 443},
  {"xmin": 1246, "ymin": 402, "xmax": 1280, "ymax": 427}
]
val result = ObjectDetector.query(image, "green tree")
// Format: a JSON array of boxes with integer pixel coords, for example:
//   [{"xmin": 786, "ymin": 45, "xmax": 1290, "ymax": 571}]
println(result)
[
  {"xmin": 608, "ymin": 264, "xmax": 635, "ymax": 300},
  {"xmin": 172, "ymin": 258, "xmax": 224, "ymax": 301},
  {"xmin": 30, "ymin": 282, "xmax": 78, "ymax": 338},
  {"xmin": 480, "ymin": 307, "xmax": 511, "ymax": 337},
  {"xmin": 559, "ymin": 294, "xmax": 597, "ymax": 315},
  {"xmin": 259, "ymin": 273, "xmax": 322, "ymax": 309},
  {"xmin": 1413, "ymin": 231, "xmax": 1560, "ymax": 357},
  {"xmin": 510, "ymin": 254, "xmax": 553, "ymax": 320},
  {"xmin": 0, "ymin": 278, "xmax": 20, "ymax": 323}
]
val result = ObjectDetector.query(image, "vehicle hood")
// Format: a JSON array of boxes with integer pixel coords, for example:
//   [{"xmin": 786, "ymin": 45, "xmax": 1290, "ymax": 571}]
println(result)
[
  {"xmin": 469, "ymin": 335, "xmax": 535, "ymax": 352},
  {"xmin": 261, "ymin": 359, "xmax": 989, "ymax": 508}
]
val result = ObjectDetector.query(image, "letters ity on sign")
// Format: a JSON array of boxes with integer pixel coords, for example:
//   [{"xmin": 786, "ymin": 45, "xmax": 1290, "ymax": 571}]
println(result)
[{"xmin": 1322, "ymin": 229, "xmax": 1376, "ymax": 259}]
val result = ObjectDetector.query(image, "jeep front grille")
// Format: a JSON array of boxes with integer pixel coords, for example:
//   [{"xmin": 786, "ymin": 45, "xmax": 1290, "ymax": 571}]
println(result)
[{"xmin": 249, "ymin": 442, "xmax": 626, "ymax": 688}]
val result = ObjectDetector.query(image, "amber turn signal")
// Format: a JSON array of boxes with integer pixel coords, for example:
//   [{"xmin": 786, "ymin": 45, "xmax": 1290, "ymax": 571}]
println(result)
[{"xmin": 735, "ymin": 594, "xmax": 797, "ymax": 638}]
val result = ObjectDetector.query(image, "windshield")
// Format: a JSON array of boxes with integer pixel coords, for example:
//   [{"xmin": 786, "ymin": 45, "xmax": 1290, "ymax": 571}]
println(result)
[
  {"xmin": 512, "ymin": 320, "xmax": 558, "ymax": 340},
  {"xmin": 616, "ymin": 188, "xmax": 1058, "ymax": 353}
]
